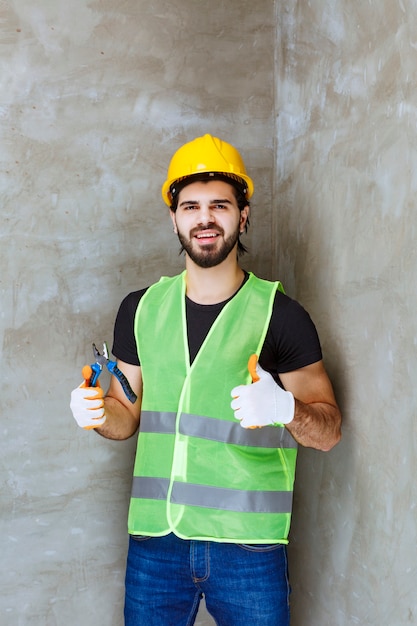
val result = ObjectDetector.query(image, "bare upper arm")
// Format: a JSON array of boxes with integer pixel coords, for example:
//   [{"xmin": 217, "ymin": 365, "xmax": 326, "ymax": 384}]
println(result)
[{"xmin": 279, "ymin": 360, "xmax": 338, "ymax": 407}]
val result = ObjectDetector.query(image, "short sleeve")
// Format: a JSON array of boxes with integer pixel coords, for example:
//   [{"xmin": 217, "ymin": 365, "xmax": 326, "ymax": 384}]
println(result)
[
  {"xmin": 259, "ymin": 291, "xmax": 323, "ymax": 378},
  {"xmin": 111, "ymin": 289, "xmax": 147, "ymax": 365}
]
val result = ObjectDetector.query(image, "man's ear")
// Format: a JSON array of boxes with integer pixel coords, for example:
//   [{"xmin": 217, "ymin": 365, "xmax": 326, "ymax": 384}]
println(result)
[
  {"xmin": 240, "ymin": 205, "xmax": 250, "ymax": 233},
  {"xmin": 170, "ymin": 210, "xmax": 178, "ymax": 234}
]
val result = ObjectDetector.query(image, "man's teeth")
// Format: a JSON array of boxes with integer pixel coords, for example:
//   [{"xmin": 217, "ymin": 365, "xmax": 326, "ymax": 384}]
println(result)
[{"xmin": 196, "ymin": 233, "xmax": 217, "ymax": 238}]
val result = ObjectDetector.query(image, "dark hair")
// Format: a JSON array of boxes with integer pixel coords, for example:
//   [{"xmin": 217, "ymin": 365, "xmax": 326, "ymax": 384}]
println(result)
[{"xmin": 169, "ymin": 173, "xmax": 250, "ymax": 255}]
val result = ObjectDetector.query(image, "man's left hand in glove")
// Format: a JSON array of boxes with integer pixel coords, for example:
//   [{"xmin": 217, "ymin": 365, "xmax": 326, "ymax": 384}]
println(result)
[{"xmin": 231, "ymin": 356, "xmax": 295, "ymax": 429}]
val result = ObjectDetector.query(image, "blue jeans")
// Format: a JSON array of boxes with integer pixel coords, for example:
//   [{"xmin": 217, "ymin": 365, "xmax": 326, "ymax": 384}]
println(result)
[{"xmin": 124, "ymin": 533, "xmax": 290, "ymax": 626}]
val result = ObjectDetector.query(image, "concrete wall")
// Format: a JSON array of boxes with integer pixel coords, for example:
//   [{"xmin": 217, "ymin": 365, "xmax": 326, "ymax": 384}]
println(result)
[
  {"xmin": 1, "ymin": 1, "xmax": 416, "ymax": 625},
  {"xmin": 276, "ymin": 2, "xmax": 417, "ymax": 625},
  {"xmin": 1, "ymin": 1, "xmax": 274, "ymax": 625}
]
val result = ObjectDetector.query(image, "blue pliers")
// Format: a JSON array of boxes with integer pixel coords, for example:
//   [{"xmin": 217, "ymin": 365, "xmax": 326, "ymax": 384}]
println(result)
[{"xmin": 84, "ymin": 342, "xmax": 137, "ymax": 404}]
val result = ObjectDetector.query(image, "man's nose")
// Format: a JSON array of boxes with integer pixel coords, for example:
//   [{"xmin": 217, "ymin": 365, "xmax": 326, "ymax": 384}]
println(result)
[{"xmin": 197, "ymin": 204, "xmax": 215, "ymax": 225}]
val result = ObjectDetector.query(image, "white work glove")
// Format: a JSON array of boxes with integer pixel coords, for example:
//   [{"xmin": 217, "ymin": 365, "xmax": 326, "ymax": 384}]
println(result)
[
  {"xmin": 70, "ymin": 382, "xmax": 106, "ymax": 430},
  {"xmin": 231, "ymin": 356, "xmax": 295, "ymax": 429}
]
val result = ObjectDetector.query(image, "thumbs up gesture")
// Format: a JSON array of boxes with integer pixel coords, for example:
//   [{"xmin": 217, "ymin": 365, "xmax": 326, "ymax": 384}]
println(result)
[{"xmin": 230, "ymin": 355, "xmax": 295, "ymax": 429}]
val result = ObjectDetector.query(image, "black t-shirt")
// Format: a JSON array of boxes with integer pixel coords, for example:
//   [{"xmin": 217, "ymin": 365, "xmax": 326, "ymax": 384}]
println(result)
[{"xmin": 112, "ymin": 275, "xmax": 323, "ymax": 387}]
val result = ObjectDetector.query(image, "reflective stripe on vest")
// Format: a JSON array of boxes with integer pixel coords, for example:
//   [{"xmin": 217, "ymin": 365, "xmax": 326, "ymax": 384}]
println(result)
[
  {"xmin": 131, "ymin": 476, "xmax": 293, "ymax": 514},
  {"xmin": 139, "ymin": 410, "xmax": 298, "ymax": 449}
]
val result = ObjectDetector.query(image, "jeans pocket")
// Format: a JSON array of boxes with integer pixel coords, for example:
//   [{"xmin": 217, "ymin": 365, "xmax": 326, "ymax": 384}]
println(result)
[{"xmin": 237, "ymin": 543, "xmax": 284, "ymax": 553}]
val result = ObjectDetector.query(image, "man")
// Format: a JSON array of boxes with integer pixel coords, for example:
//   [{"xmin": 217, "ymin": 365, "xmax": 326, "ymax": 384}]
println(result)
[{"xmin": 70, "ymin": 134, "xmax": 341, "ymax": 626}]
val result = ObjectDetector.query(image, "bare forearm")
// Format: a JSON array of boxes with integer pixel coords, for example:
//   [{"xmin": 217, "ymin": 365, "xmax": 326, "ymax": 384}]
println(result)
[
  {"xmin": 286, "ymin": 399, "xmax": 341, "ymax": 451},
  {"xmin": 95, "ymin": 395, "xmax": 140, "ymax": 440}
]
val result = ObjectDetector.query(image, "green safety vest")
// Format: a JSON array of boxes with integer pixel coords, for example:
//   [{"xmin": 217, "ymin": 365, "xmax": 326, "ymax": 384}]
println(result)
[{"xmin": 128, "ymin": 271, "xmax": 298, "ymax": 544}]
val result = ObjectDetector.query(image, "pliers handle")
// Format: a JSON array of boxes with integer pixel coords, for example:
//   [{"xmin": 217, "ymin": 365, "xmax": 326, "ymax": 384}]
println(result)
[{"xmin": 83, "ymin": 342, "xmax": 137, "ymax": 404}]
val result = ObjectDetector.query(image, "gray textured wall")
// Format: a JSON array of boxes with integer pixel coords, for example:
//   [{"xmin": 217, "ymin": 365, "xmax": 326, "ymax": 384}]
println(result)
[
  {"xmin": 1, "ymin": 1, "xmax": 416, "ymax": 625},
  {"xmin": 1, "ymin": 1, "xmax": 273, "ymax": 625},
  {"xmin": 276, "ymin": 2, "xmax": 417, "ymax": 625}
]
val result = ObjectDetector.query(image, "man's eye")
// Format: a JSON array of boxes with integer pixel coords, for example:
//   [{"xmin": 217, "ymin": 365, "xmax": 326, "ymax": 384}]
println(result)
[{"xmin": 212, "ymin": 204, "xmax": 227, "ymax": 210}]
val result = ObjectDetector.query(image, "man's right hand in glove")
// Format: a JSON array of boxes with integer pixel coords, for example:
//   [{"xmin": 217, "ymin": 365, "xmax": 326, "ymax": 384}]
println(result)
[{"xmin": 70, "ymin": 382, "xmax": 106, "ymax": 430}]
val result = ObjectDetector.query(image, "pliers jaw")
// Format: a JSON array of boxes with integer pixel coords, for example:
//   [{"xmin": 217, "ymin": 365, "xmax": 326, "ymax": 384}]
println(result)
[
  {"xmin": 90, "ymin": 342, "xmax": 108, "ymax": 386},
  {"xmin": 92, "ymin": 342, "xmax": 109, "ymax": 364}
]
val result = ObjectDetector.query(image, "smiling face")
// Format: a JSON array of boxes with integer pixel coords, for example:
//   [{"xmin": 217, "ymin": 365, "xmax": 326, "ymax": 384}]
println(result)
[{"xmin": 170, "ymin": 180, "xmax": 249, "ymax": 269}]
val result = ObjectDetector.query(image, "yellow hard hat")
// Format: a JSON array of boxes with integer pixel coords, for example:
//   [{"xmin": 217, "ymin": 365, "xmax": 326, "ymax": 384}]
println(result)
[{"xmin": 161, "ymin": 134, "xmax": 254, "ymax": 206}]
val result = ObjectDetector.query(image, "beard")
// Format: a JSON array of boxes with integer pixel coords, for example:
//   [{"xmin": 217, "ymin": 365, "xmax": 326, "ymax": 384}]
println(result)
[{"xmin": 177, "ymin": 223, "xmax": 240, "ymax": 268}]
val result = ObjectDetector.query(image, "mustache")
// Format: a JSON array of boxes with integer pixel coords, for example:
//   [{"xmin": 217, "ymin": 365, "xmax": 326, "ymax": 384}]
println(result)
[{"xmin": 190, "ymin": 224, "xmax": 224, "ymax": 237}]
